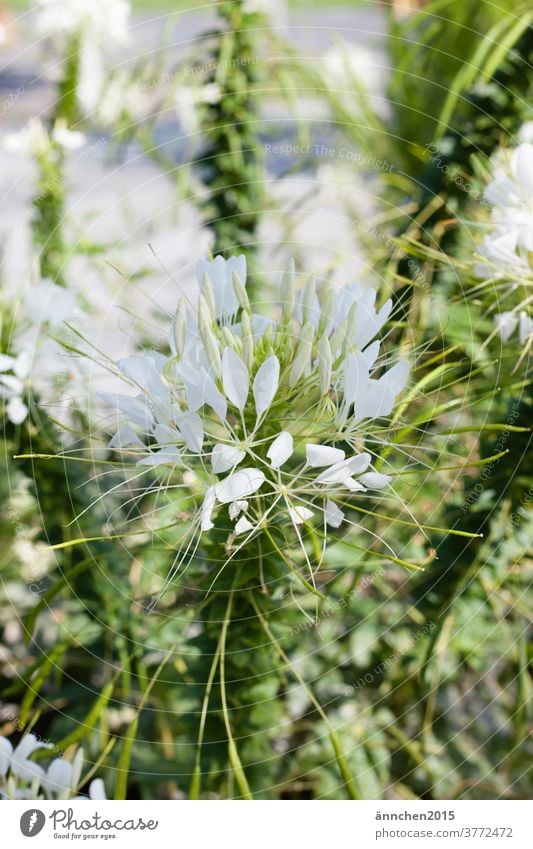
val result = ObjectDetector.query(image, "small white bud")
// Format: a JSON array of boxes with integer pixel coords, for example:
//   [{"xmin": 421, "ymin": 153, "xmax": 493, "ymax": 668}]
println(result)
[
  {"xmin": 241, "ymin": 310, "xmax": 254, "ymax": 371},
  {"xmin": 232, "ymin": 270, "xmax": 250, "ymax": 312},
  {"xmin": 172, "ymin": 299, "xmax": 187, "ymax": 357},
  {"xmin": 329, "ymin": 319, "xmax": 347, "ymax": 356},
  {"xmin": 318, "ymin": 335, "xmax": 332, "ymax": 395},
  {"xmin": 201, "ymin": 272, "xmax": 217, "ymax": 319},
  {"xmin": 289, "ymin": 322, "xmax": 315, "ymax": 386},
  {"xmin": 301, "ymin": 276, "xmax": 316, "ymax": 325}
]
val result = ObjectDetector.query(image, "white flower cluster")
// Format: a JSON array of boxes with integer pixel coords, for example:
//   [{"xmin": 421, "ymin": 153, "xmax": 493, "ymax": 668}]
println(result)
[
  {"xmin": 476, "ymin": 141, "xmax": 533, "ymax": 348},
  {"xmin": 34, "ymin": 0, "xmax": 131, "ymax": 115},
  {"xmin": 0, "ymin": 280, "xmax": 78, "ymax": 425},
  {"xmin": 104, "ymin": 256, "xmax": 409, "ymax": 551},
  {"xmin": 34, "ymin": 0, "xmax": 130, "ymax": 44},
  {"xmin": 0, "ymin": 734, "xmax": 105, "ymax": 800}
]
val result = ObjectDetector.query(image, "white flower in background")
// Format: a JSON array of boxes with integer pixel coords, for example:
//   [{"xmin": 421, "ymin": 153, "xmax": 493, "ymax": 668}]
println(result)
[
  {"xmin": 100, "ymin": 255, "xmax": 409, "ymax": 592},
  {"xmin": 0, "ymin": 280, "xmax": 80, "ymax": 426},
  {"xmin": 478, "ymin": 142, "xmax": 533, "ymax": 274},
  {"xmin": 494, "ymin": 310, "xmax": 533, "ymax": 345},
  {"xmin": 34, "ymin": 0, "xmax": 131, "ymax": 115},
  {"xmin": 0, "ymin": 734, "xmax": 106, "ymax": 800},
  {"xmin": 2, "ymin": 120, "xmax": 86, "ymax": 157},
  {"xmin": 242, "ymin": 0, "xmax": 288, "ymax": 25},
  {"xmin": 477, "ymin": 137, "xmax": 533, "ymax": 354},
  {"xmin": 321, "ymin": 44, "xmax": 389, "ymax": 119}
]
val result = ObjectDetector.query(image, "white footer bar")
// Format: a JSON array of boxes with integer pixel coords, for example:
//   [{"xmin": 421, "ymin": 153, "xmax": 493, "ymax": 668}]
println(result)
[{"xmin": 2, "ymin": 800, "xmax": 531, "ymax": 848}]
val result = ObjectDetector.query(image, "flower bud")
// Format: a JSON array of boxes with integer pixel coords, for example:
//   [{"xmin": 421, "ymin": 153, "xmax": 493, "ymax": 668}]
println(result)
[
  {"xmin": 281, "ymin": 257, "xmax": 295, "ymax": 322},
  {"xmin": 318, "ymin": 287, "xmax": 334, "ymax": 335},
  {"xmin": 344, "ymin": 302, "xmax": 358, "ymax": 352},
  {"xmin": 241, "ymin": 309, "xmax": 254, "ymax": 371},
  {"xmin": 232, "ymin": 270, "xmax": 250, "ymax": 312},
  {"xmin": 329, "ymin": 319, "xmax": 347, "ymax": 356},
  {"xmin": 301, "ymin": 276, "xmax": 316, "ymax": 325},
  {"xmin": 289, "ymin": 322, "xmax": 314, "ymax": 386},
  {"xmin": 201, "ymin": 272, "xmax": 217, "ymax": 320},
  {"xmin": 198, "ymin": 295, "xmax": 221, "ymax": 375},
  {"xmin": 172, "ymin": 299, "xmax": 187, "ymax": 357},
  {"xmin": 318, "ymin": 335, "xmax": 332, "ymax": 395},
  {"xmin": 222, "ymin": 326, "xmax": 242, "ymax": 354}
]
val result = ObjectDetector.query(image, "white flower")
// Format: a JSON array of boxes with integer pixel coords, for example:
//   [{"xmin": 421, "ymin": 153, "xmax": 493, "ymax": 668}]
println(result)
[
  {"xmin": 478, "ymin": 140, "xmax": 533, "ymax": 279},
  {"xmin": 494, "ymin": 310, "xmax": 533, "ymax": 346},
  {"xmin": 98, "ymin": 255, "xmax": 410, "ymax": 594},
  {"xmin": 0, "ymin": 735, "xmax": 107, "ymax": 801}
]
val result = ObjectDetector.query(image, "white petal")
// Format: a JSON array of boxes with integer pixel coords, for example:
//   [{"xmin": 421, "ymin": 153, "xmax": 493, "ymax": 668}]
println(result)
[
  {"xmin": 42, "ymin": 758, "xmax": 73, "ymax": 798},
  {"xmin": 229, "ymin": 499, "xmax": 248, "ymax": 519},
  {"xmin": 177, "ymin": 363, "xmax": 227, "ymax": 421},
  {"xmin": 384, "ymin": 360, "xmax": 410, "ymax": 395},
  {"xmin": 361, "ymin": 340, "xmax": 380, "ymax": 369},
  {"xmin": 235, "ymin": 516, "xmax": 254, "ymax": 535},
  {"xmin": 253, "ymin": 354, "xmax": 280, "ymax": 415},
  {"xmin": 200, "ymin": 486, "xmax": 216, "ymax": 532},
  {"xmin": 288, "ymin": 506, "xmax": 313, "ymax": 524},
  {"xmin": 100, "ymin": 392, "xmax": 153, "ymax": 430},
  {"xmin": 176, "ymin": 411, "xmax": 204, "ymax": 453},
  {"xmin": 136, "ymin": 449, "xmax": 182, "ymax": 468},
  {"xmin": 344, "ymin": 478, "xmax": 366, "ymax": 492},
  {"xmin": 0, "ymin": 353, "xmax": 16, "ymax": 372},
  {"xmin": 216, "ymin": 468, "xmax": 265, "ymax": 503},
  {"xmin": 518, "ymin": 311, "xmax": 533, "ymax": 343},
  {"xmin": 494, "ymin": 312, "xmax": 518, "ymax": 342},
  {"xmin": 315, "ymin": 453, "xmax": 371, "ymax": 484},
  {"xmin": 89, "ymin": 778, "xmax": 107, "ymax": 800},
  {"xmin": 211, "ymin": 443, "xmax": 245, "ymax": 473},
  {"xmin": 12, "ymin": 733, "xmax": 51, "ymax": 761},
  {"xmin": 6, "ymin": 396, "xmax": 28, "ymax": 425},
  {"xmin": 0, "ymin": 737, "xmax": 13, "ymax": 777},
  {"xmin": 306, "ymin": 444, "xmax": 345, "ymax": 467},
  {"xmin": 343, "ymin": 351, "xmax": 368, "ymax": 407},
  {"xmin": 358, "ymin": 472, "xmax": 391, "ymax": 489},
  {"xmin": 514, "ymin": 143, "xmax": 533, "ymax": 196},
  {"xmin": 221, "ymin": 348, "xmax": 249, "ymax": 410},
  {"xmin": 325, "ymin": 500, "xmax": 344, "ymax": 528},
  {"xmin": 267, "ymin": 431, "xmax": 293, "ymax": 468},
  {"xmin": 108, "ymin": 424, "xmax": 143, "ymax": 449}
]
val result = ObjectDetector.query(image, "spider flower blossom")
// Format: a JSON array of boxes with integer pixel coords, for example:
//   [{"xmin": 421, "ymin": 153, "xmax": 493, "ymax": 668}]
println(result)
[
  {"xmin": 103, "ymin": 256, "xmax": 409, "ymax": 551},
  {"xmin": 0, "ymin": 734, "xmax": 106, "ymax": 800},
  {"xmin": 475, "ymin": 139, "xmax": 533, "ymax": 349}
]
